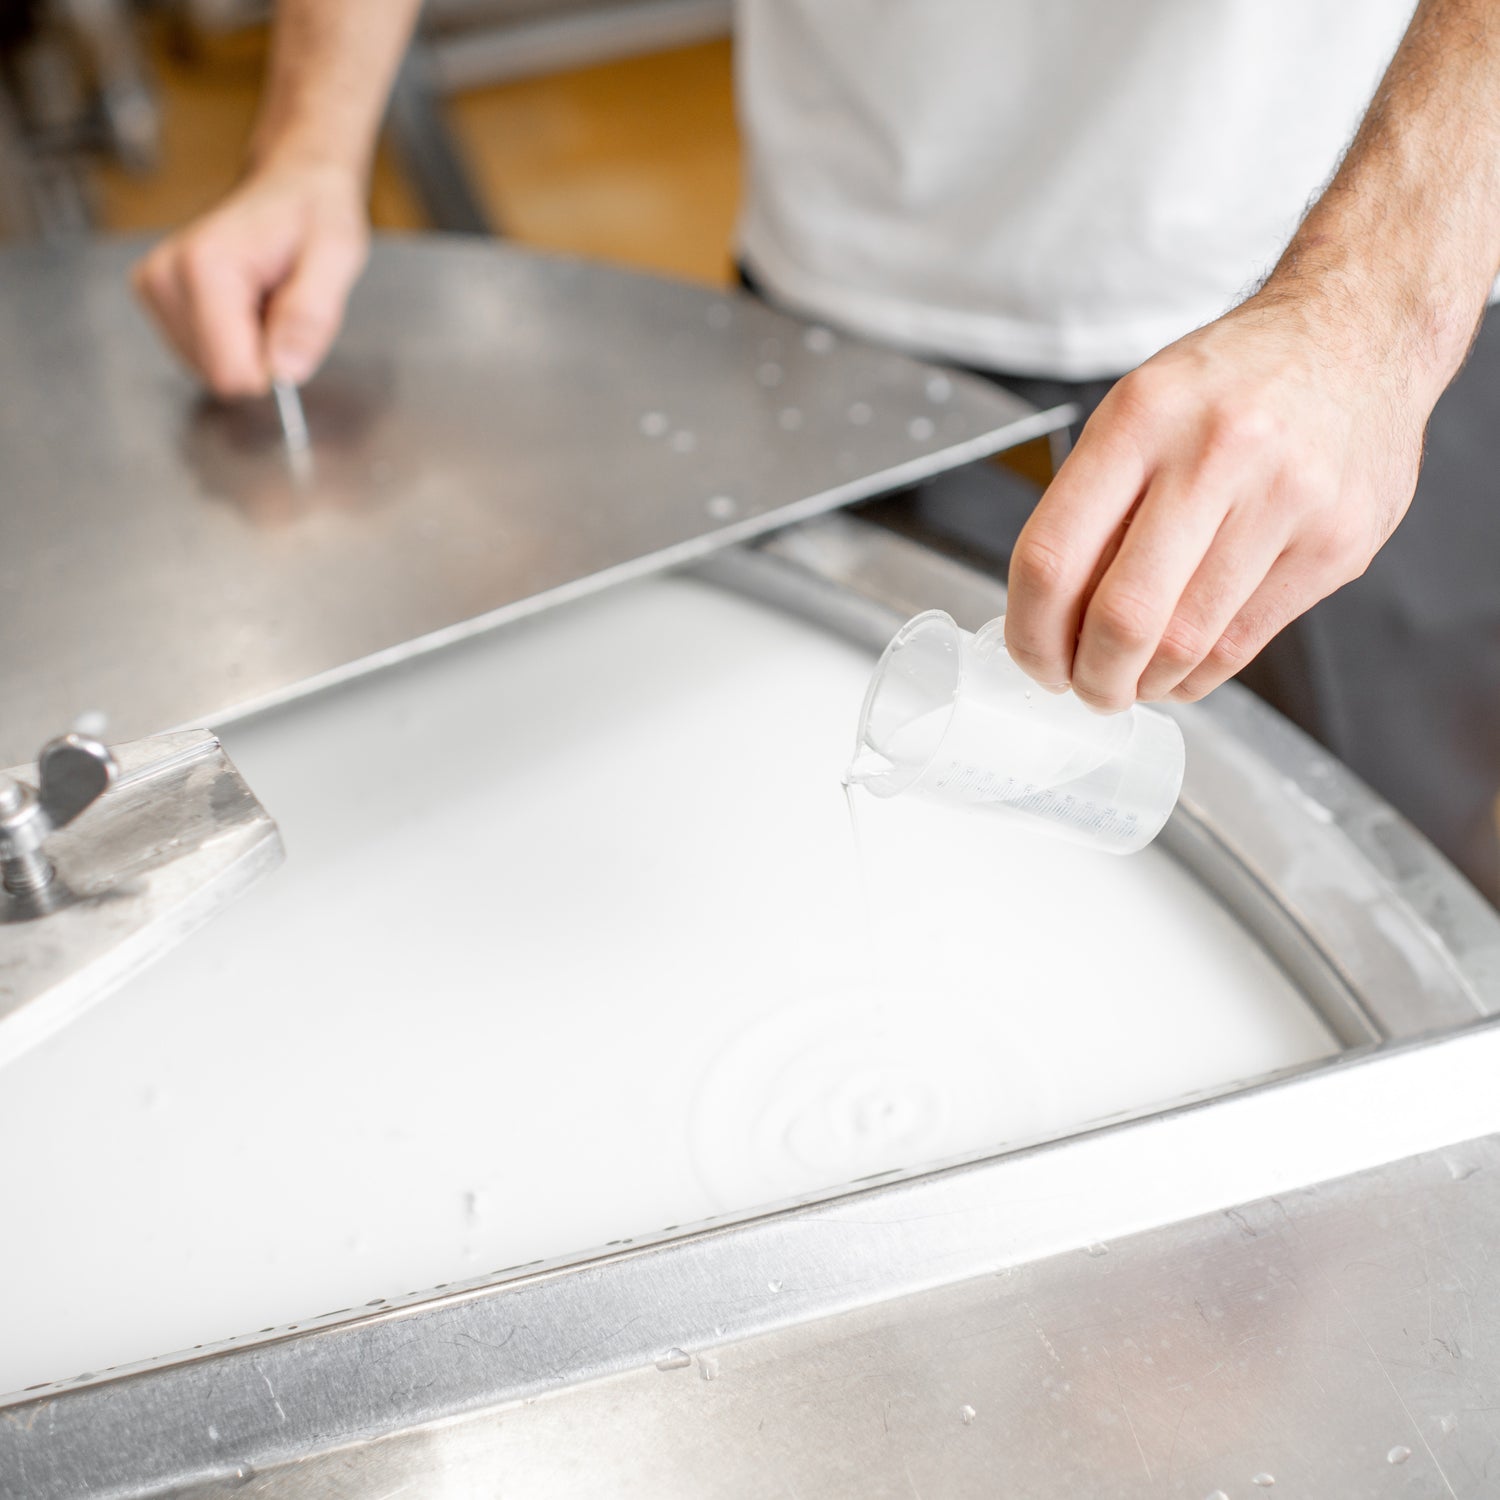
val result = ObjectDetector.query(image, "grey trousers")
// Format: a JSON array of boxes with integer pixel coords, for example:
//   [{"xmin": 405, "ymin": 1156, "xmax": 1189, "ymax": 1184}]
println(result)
[{"xmin": 990, "ymin": 318, "xmax": 1500, "ymax": 906}]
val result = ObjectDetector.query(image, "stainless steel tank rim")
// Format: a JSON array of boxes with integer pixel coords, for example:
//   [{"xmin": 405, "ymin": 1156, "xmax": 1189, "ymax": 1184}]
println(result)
[
  {"xmin": 6, "ymin": 514, "xmax": 1500, "ymax": 1500},
  {"xmin": 7, "ymin": 1019, "xmax": 1500, "ymax": 1499},
  {"xmin": 710, "ymin": 515, "xmax": 1500, "ymax": 1045}
]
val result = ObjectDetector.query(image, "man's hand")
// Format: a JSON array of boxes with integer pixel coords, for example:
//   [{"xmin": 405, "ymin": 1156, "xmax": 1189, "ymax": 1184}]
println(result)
[
  {"xmin": 1005, "ymin": 0, "xmax": 1500, "ymax": 711},
  {"xmin": 130, "ymin": 0, "xmax": 421, "ymax": 395},
  {"xmin": 1004, "ymin": 294, "xmax": 1428, "ymax": 711},
  {"xmin": 132, "ymin": 159, "xmax": 368, "ymax": 398}
]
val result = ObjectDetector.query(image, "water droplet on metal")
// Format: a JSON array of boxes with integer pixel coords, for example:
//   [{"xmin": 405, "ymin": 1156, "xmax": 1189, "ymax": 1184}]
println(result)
[
  {"xmin": 1387, "ymin": 1445, "xmax": 1412, "ymax": 1465},
  {"xmin": 925, "ymin": 373, "xmax": 953, "ymax": 403},
  {"xmin": 699, "ymin": 1355, "xmax": 720, "ymax": 1382},
  {"xmin": 655, "ymin": 1348, "xmax": 692, "ymax": 1372},
  {"xmin": 767, "ymin": 1279, "xmax": 783, "ymax": 1293},
  {"xmin": 639, "ymin": 411, "xmax": 670, "ymax": 438},
  {"xmin": 1251, "ymin": 1474, "xmax": 1276, "ymax": 1488},
  {"xmin": 72, "ymin": 709, "xmax": 108, "ymax": 738},
  {"xmin": 1086, "ymin": 1243, "xmax": 1110, "ymax": 1258},
  {"xmin": 960, "ymin": 1404, "xmax": 977, "ymax": 1425},
  {"xmin": 778, "ymin": 406, "xmax": 804, "ymax": 431},
  {"xmin": 907, "ymin": 416, "xmax": 936, "ymax": 441},
  {"xmin": 803, "ymin": 326, "xmax": 835, "ymax": 353},
  {"xmin": 706, "ymin": 495, "xmax": 737, "ymax": 520},
  {"xmin": 1439, "ymin": 1413, "xmax": 1459, "ymax": 1434}
]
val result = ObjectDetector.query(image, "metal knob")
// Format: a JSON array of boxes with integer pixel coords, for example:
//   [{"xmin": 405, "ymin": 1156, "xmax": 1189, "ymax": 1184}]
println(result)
[{"xmin": 0, "ymin": 735, "xmax": 118, "ymax": 899}]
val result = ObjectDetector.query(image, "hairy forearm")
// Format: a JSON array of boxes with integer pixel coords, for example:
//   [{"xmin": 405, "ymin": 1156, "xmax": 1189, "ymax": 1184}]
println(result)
[
  {"xmin": 248, "ymin": 0, "xmax": 424, "ymax": 178},
  {"xmin": 1263, "ymin": 0, "xmax": 1500, "ymax": 399}
]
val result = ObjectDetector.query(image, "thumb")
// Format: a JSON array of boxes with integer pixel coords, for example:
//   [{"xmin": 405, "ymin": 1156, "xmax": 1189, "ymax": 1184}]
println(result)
[{"xmin": 262, "ymin": 231, "xmax": 366, "ymax": 385}]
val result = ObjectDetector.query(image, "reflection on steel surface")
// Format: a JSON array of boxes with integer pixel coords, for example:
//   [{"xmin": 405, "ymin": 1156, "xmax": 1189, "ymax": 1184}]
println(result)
[
  {"xmin": 0, "ymin": 237, "xmax": 1069, "ymax": 765},
  {"xmin": 0, "ymin": 730, "xmax": 283, "ymax": 1068}
]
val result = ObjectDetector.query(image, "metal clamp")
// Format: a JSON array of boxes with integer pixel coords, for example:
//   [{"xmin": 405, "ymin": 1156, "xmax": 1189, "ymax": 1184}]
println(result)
[{"xmin": 0, "ymin": 734, "xmax": 117, "ymax": 903}]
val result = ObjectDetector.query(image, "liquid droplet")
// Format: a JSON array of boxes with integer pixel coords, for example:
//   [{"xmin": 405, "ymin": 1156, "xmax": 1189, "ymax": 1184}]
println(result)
[
  {"xmin": 699, "ymin": 1356, "xmax": 720, "ymax": 1382},
  {"xmin": 778, "ymin": 406, "xmax": 804, "ymax": 431},
  {"xmin": 907, "ymin": 416, "xmax": 936, "ymax": 441},
  {"xmin": 1387, "ymin": 1446, "xmax": 1412, "ymax": 1465},
  {"xmin": 638, "ymin": 411, "xmax": 669, "ymax": 437},
  {"xmin": 1086, "ymin": 1243, "xmax": 1110, "ymax": 1258},
  {"xmin": 803, "ymin": 326, "xmax": 835, "ymax": 353},
  {"xmin": 1205, "ymin": 1492, "xmax": 1230, "ymax": 1500},
  {"xmin": 1251, "ymin": 1475, "xmax": 1276, "ymax": 1488},
  {"xmin": 959, "ymin": 1404, "xmax": 977, "ymax": 1425},
  {"xmin": 767, "ymin": 1279, "xmax": 783, "ymax": 1293},
  {"xmin": 1439, "ymin": 1413, "xmax": 1458, "ymax": 1435},
  {"xmin": 655, "ymin": 1348, "xmax": 692, "ymax": 1372},
  {"xmin": 925, "ymin": 373, "xmax": 953, "ymax": 403},
  {"xmin": 705, "ymin": 495, "xmax": 737, "ymax": 520}
]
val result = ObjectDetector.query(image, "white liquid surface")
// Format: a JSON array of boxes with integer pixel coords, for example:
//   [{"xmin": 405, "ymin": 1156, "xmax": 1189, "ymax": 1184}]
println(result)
[{"xmin": 0, "ymin": 575, "xmax": 1335, "ymax": 1394}]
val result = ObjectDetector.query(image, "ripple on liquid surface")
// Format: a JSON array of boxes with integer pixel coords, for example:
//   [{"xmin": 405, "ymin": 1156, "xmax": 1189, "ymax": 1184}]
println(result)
[{"xmin": 688, "ymin": 979, "xmax": 1060, "ymax": 1208}]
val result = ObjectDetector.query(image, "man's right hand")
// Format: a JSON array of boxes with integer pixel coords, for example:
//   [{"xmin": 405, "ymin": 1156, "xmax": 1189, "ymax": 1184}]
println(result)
[{"xmin": 132, "ymin": 158, "xmax": 369, "ymax": 398}]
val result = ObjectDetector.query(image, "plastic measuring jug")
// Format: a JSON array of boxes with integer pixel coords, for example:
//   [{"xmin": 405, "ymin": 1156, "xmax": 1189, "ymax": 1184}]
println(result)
[{"xmin": 846, "ymin": 611, "xmax": 1185, "ymax": 854}]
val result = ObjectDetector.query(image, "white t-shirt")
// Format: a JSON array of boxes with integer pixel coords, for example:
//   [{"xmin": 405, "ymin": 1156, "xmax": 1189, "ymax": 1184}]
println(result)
[{"xmin": 736, "ymin": 1, "xmax": 1418, "ymax": 378}]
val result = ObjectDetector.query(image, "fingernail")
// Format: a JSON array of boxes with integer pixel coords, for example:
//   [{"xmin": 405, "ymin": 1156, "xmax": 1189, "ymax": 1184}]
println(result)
[{"xmin": 1040, "ymin": 681, "xmax": 1070, "ymax": 696}]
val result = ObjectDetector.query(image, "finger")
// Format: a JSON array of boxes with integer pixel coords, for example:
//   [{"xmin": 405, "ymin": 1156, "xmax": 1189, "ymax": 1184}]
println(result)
[
  {"xmin": 1135, "ymin": 505, "xmax": 1294, "ymax": 701},
  {"xmin": 131, "ymin": 248, "xmax": 202, "ymax": 376},
  {"xmin": 1069, "ymin": 474, "xmax": 1233, "ymax": 713},
  {"xmin": 262, "ymin": 231, "xmax": 366, "ymax": 385},
  {"xmin": 178, "ymin": 245, "xmax": 271, "ymax": 398},
  {"xmin": 1004, "ymin": 418, "xmax": 1148, "ymax": 690},
  {"xmin": 1168, "ymin": 557, "xmax": 1315, "ymax": 702}
]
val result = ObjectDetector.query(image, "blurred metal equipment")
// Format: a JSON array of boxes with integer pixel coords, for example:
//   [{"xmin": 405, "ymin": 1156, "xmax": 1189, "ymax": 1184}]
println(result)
[
  {"xmin": 0, "ymin": 0, "xmax": 159, "ymax": 239},
  {"xmin": 177, "ymin": 0, "xmax": 731, "ymax": 83},
  {"xmin": 0, "ymin": 235, "xmax": 1070, "ymax": 764},
  {"xmin": 173, "ymin": 0, "xmax": 733, "ymax": 233},
  {"xmin": 419, "ymin": 0, "xmax": 733, "ymax": 93},
  {"xmin": 0, "ymin": 729, "xmax": 282, "ymax": 1068}
]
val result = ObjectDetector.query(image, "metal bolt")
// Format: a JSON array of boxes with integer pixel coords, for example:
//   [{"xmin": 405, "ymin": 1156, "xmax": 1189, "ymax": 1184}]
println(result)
[
  {"xmin": 0, "ymin": 776, "xmax": 23, "ymax": 817},
  {"xmin": 2, "ymin": 852, "xmax": 54, "ymax": 898}
]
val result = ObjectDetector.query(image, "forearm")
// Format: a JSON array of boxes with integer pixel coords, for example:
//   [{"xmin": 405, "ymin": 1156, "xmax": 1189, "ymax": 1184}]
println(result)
[
  {"xmin": 248, "ymin": 0, "xmax": 424, "ymax": 179},
  {"xmin": 1263, "ymin": 0, "xmax": 1500, "ymax": 401}
]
